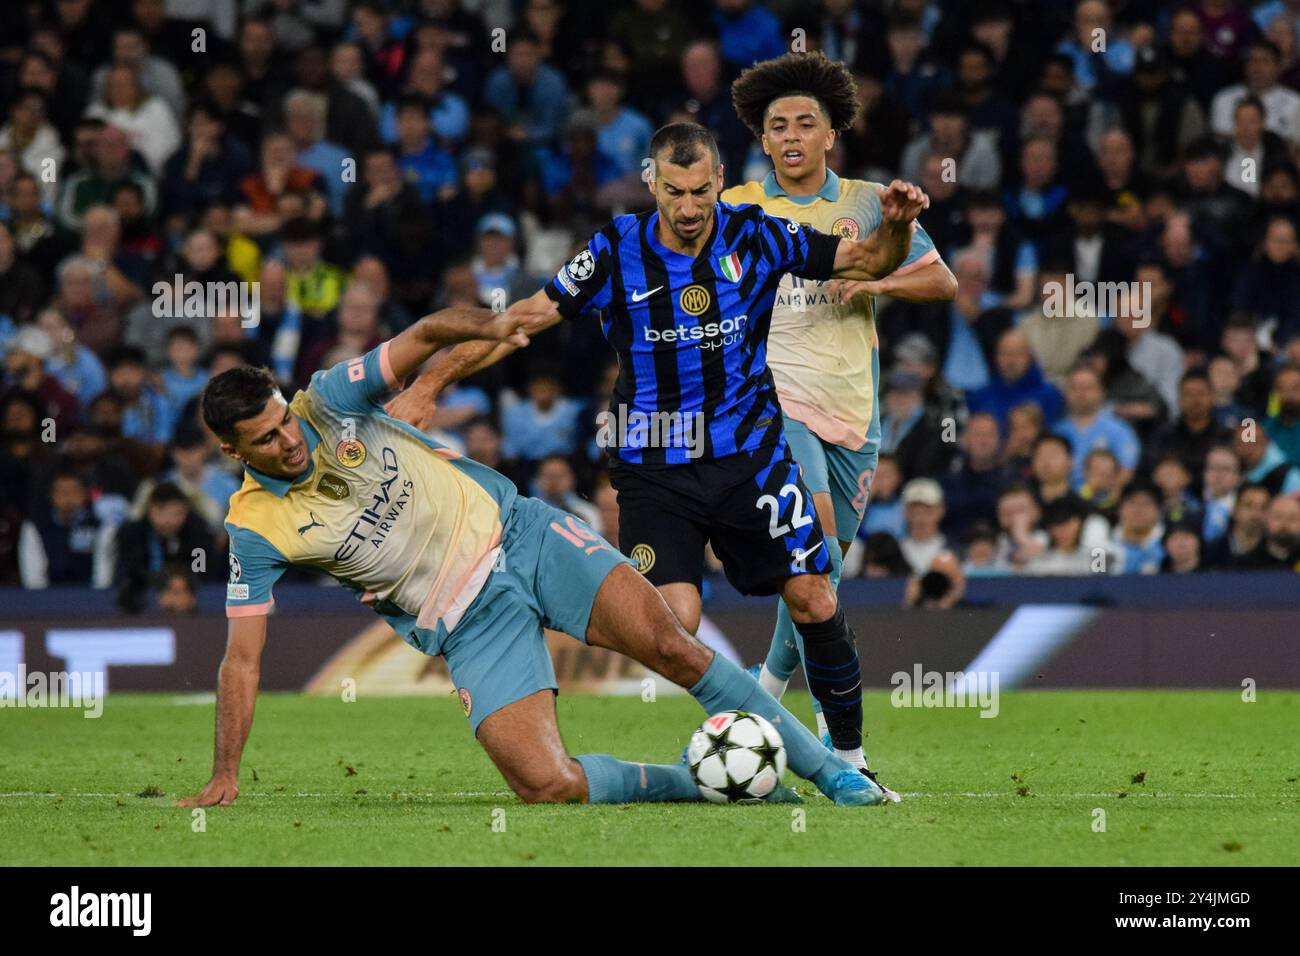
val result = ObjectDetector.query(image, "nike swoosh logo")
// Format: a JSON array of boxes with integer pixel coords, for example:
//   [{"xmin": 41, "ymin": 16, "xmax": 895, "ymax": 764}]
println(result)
[
  {"xmin": 631, "ymin": 286, "xmax": 664, "ymax": 302},
  {"xmin": 792, "ymin": 541, "xmax": 823, "ymax": 564}
]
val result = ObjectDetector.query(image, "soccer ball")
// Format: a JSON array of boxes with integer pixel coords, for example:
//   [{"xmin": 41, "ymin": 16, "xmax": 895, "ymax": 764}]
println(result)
[{"xmin": 687, "ymin": 710, "xmax": 787, "ymax": 803}]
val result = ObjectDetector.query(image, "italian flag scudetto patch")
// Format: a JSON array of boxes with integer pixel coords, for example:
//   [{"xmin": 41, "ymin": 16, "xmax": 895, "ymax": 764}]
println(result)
[{"xmin": 718, "ymin": 252, "xmax": 743, "ymax": 282}]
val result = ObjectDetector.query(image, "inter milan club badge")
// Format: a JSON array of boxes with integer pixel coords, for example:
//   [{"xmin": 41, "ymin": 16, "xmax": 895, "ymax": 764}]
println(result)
[
  {"xmin": 833, "ymin": 217, "xmax": 860, "ymax": 240},
  {"xmin": 335, "ymin": 438, "xmax": 367, "ymax": 468}
]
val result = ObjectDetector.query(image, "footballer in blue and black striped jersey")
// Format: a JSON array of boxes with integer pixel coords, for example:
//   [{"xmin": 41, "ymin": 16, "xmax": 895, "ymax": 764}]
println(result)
[{"xmin": 543, "ymin": 198, "xmax": 841, "ymax": 467}]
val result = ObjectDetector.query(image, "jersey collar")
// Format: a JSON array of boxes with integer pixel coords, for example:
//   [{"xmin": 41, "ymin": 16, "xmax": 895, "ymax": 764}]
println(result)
[
  {"xmin": 762, "ymin": 168, "xmax": 840, "ymax": 204},
  {"xmin": 244, "ymin": 415, "xmax": 321, "ymax": 497}
]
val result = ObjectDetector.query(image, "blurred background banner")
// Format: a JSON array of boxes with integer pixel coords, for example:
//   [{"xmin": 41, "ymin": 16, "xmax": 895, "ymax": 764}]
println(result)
[{"xmin": 5, "ymin": 575, "xmax": 1298, "ymax": 692}]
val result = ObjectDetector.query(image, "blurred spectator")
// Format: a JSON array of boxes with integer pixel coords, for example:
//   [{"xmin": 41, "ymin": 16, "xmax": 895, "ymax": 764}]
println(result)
[
  {"xmin": 533, "ymin": 454, "xmax": 601, "ymax": 528},
  {"xmin": 131, "ymin": 424, "xmax": 239, "ymax": 535},
  {"xmin": 1264, "ymin": 363, "xmax": 1300, "ymax": 465},
  {"xmin": 1235, "ymin": 419, "xmax": 1300, "ymax": 494},
  {"xmin": 154, "ymin": 562, "xmax": 199, "ymax": 614},
  {"xmin": 938, "ymin": 411, "xmax": 1008, "ymax": 538},
  {"xmin": 1148, "ymin": 368, "xmax": 1234, "ymax": 475},
  {"xmin": 1018, "ymin": 261, "xmax": 1100, "ymax": 386},
  {"xmin": 1233, "ymin": 217, "xmax": 1300, "ymax": 348},
  {"xmin": 0, "ymin": 88, "xmax": 66, "ymax": 205},
  {"xmin": 1202, "ymin": 444, "xmax": 1242, "ymax": 543},
  {"xmin": 85, "ymin": 65, "xmax": 181, "ymax": 174},
  {"xmin": 114, "ymin": 481, "xmax": 215, "ymax": 613},
  {"xmin": 900, "ymin": 91, "xmax": 1000, "ymax": 192},
  {"xmin": 105, "ymin": 346, "xmax": 170, "ymax": 446},
  {"xmin": 1079, "ymin": 447, "xmax": 1122, "ymax": 522},
  {"xmin": 859, "ymin": 452, "xmax": 905, "ymax": 541},
  {"xmin": 57, "ymin": 125, "xmax": 157, "ymax": 230},
  {"xmin": 879, "ymin": 368, "xmax": 952, "ymax": 481},
  {"xmin": 967, "ymin": 329, "xmax": 1063, "ymax": 431},
  {"xmin": 285, "ymin": 89, "xmax": 351, "ymax": 216},
  {"xmin": 1111, "ymin": 483, "xmax": 1165, "ymax": 574},
  {"xmin": 1160, "ymin": 518, "xmax": 1206, "ymax": 574},
  {"xmin": 380, "ymin": 48, "xmax": 470, "ymax": 148},
  {"xmin": 501, "ymin": 364, "xmax": 583, "ymax": 467},
  {"xmin": 898, "ymin": 477, "xmax": 949, "ymax": 574},
  {"xmin": 1055, "ymin": 363, "xmax": 1141, "ymax": 487},
  {"xmin": 1, "ymin": 325, "xmax": 79, "ymax": 431},
  {"xmin": 90, "ymin": 26, "xmax": 186, "ymax": 122},
  {"xmin": 1205, "ymin": 482, "xmax": 1271, "ymax": 566},
  {"xmin": 393, "ymin": 95, "xmax": 459, "ymax": 206},
  {"xmin": 159, "ymin": 326, "xmax": 207, "ymax": 435},
  {"xmin": 1234, "ymin": 492, "xmax": 1300, "ymax": 569},
  {"xmin": 0, "ymin": 221, "xmax": 46, "ymax": 325},
  {"xmin": 1210, "ymin": 39, "xmax": 1300, "ymax": 142},
  {"xmin": 18, "ymin": 469, "xmax": 114, "ymax": 588},
  {"xmin": 38, "ymin": 307, "xmax": 105, "ymax": 405},
  {"xmin": 485, "ymin": 31, "xmax": 570, "ymax": 149}
]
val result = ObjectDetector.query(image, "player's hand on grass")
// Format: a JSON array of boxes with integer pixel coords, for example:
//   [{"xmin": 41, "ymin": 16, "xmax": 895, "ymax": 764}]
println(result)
[
  {"xmin": 878, "ymin": 179, "xmax": 929, "ymax": 224},
  {"xmin": 174, "ymin": 775, "xmax": 240, "ymax": 808}
]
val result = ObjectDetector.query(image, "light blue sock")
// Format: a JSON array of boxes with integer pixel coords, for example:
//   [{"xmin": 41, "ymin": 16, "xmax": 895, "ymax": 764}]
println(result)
[
  {"xmin": 575, "ymin": 754, "xmax": 702, "ymax": 803},
  {"xmin": 688, "ymin": 652, "xmax": 852, "ymax": 788}
]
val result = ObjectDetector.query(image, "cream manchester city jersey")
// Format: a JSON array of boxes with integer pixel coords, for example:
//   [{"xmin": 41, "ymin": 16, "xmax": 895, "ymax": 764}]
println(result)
[
  {"xmin": 223, "ymin": 343, "xmax": 518, "ymax": 648},
  {"xmin": 722, "ymin": 170, "xmax": 938, "ymax": 449}
]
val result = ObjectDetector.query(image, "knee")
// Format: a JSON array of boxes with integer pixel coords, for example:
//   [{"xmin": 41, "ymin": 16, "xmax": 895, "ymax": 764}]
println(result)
[
  {"xmin": 784, "ymin": 575, "xmax": 837, "ymax": 623},
  {"xmin": 512, "ymin": 760, "xmax": 586, "ymax": 804}
]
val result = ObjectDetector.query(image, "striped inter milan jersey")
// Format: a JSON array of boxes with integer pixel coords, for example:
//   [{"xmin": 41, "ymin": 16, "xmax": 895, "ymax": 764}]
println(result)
[{"xmin": 543, "ymin": 201, "xmax": 841, "ymax": 465}]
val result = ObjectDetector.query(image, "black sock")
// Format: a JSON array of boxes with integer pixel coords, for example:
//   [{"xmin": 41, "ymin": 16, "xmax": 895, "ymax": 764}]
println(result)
[{"xmin": 795, "ymin": 605, "xmax": 863, "ymax": 752}]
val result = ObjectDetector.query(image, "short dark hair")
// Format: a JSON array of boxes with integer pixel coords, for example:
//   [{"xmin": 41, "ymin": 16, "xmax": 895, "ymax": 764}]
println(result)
[
  {"xmin": 107, "ymin": 345, "xmax": 148, "ymax": 370},
  {"xmin": 730, "ymin": 51, "xmax": 859, "ymax": 137},
  {"xmin": 200, "ymin": 365, "xmax": 280, "ymax": 441},
  {"xmin": 649, "ymin": 122, "xmax": 719, "ymax": 171},
  {"xmin": 1034, "ymin": 432, "xmax": 1074, "ymax": 456},
  {"xmin": 147, "ymin": 481, "xmax": 189, "ymax": 509}
]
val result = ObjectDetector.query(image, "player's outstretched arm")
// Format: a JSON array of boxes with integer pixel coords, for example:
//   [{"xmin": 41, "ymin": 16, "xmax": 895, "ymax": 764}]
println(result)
[
  {"xmin": 174, "ymin": 614, "xmax": 268, "ymax": 808},
  {"xmin": 385, "ymin": 290, "xmax": 562, "ymax": 429},
  {"xmin": 831, "ymin": 180, "xmax": 930, "ymax": 280},
  {"xmin": 384, "ymin": 297, "xmax": 553, "ymax": 387},
  {"xmin": 831, "ymin": 258, "xmax": 958, "ymax": 305}
]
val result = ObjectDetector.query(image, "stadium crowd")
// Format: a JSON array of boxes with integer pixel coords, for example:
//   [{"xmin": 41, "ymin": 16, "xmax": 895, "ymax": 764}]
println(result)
[{"xmin": 2, "ymin": 0, "xmax": 1300, "ymax": 613}]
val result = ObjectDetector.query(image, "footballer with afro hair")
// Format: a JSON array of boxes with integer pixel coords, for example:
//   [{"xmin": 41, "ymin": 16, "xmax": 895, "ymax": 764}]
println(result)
[{"xmin": 731, "ymin": 51, "xmax": 860, "ymax": 137}]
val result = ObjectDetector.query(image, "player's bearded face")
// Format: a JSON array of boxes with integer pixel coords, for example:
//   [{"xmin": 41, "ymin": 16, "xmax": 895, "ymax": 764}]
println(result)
[
  {"xmin": 761, "ymin": 95, "xmax": 834, "ymax": 182},
  {"xmin": 651, "ymin": 155, "xmax": 722, "ymax": 245},
  {"xmin": 227, "ymin": 392, "xmax": 312, "ymax": 478}
]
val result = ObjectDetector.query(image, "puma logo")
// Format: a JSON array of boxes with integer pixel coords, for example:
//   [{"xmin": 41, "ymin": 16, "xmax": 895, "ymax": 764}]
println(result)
[{"xmin": 297, "ymin": 511, "xmax": 325, "ymax": 536}]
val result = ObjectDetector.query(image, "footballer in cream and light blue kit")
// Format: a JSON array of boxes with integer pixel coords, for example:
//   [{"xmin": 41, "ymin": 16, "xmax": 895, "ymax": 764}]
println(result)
[
  {"xmin": 221, "ymin": 340, "xmax": 882, "ymax": 805},
  {"xmin": 223, "ymin": 342, "xmax": 630, "ymax": 733}
]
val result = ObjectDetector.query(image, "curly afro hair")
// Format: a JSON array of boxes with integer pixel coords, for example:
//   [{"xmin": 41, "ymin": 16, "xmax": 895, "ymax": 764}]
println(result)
[{"xmin": 731, "ymin": 51, "xmax": 859, "ymax": 138}]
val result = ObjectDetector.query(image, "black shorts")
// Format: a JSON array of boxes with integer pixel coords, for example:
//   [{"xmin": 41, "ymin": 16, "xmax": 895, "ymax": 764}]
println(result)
[{"xmin": 609, "ymin": 434, "xmax": 831, "ymax": 596}]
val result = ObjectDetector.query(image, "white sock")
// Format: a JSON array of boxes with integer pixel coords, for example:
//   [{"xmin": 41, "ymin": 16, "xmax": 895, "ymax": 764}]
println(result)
[
  {"xmin": 834, "ymin": 747, "xmax": 867, "ymax": 770},
  {"xmin": 757, "ymin": 664, "xmax": 788, "ymax": 700},
  {"xmin": 815, "ymin": 711, "xmax": 829, "ymax": 740}
]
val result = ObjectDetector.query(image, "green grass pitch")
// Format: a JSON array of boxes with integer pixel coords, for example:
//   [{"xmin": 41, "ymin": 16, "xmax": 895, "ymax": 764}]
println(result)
[{"xmin": 3, "ymin": 690, "xmax": 1297, "ymax": 866}]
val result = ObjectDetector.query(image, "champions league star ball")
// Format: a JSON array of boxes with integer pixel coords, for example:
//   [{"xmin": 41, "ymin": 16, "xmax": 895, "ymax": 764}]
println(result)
[{"xmin": 687, "ymin": 711, "xmax": 787, "ymax": 803}]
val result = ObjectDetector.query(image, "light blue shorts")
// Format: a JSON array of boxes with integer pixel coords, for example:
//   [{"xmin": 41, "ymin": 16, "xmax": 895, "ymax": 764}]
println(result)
[
  {"xmin": 782, "ymin": 416, "xmax": 878, "ymax": 542},
  {"xmin": 416, "ymin": 496, "xmax": 632, "ymax": 733}
]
